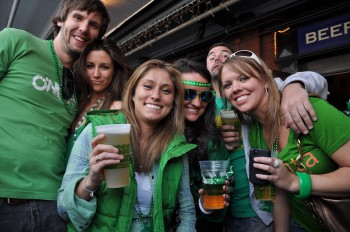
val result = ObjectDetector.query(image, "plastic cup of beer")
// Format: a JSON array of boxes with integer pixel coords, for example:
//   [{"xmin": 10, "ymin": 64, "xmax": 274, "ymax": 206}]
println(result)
[
  {"xmin": 199, "ymin": 160, "xmax": 228, "ymax": 210},
  {"xmin": 220, "ymin": 110, "xmax": 241, "ymax": 149},
  {"xmin": 249, "ymin": 149, "xmax": 277, "ymax": 202},
  {"xmin": 254, "ymin": 183, "xmax": 276, "ymax": 201},
  {"xmin": 95, "ymin": 124, "xmax": 131, "ymax": 188}
]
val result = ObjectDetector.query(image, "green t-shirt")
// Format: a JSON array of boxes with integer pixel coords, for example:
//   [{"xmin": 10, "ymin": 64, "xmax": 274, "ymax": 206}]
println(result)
[
  {"xmin": 215, "ymin": 95, "xmax": 256, "ymax": 218},
  {"xmin": 0, "ymin": 28, "xmax": 77, "ymax": 200},
  {"xmin": 249, "ymin": 97, "xmax": 350, "ymax": 232}
]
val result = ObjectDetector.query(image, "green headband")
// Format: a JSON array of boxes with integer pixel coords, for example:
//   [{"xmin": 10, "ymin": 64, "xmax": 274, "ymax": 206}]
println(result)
[{"xmin": 182, "ymin": 80, "xmax": 212, "ymax": 87}]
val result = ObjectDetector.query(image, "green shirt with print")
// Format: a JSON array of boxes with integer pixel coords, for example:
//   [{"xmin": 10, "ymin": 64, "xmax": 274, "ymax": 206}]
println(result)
[
  {"xmin": 249, "ymin": 97, "xmax": 350, "ymax": 232},
  {"xmin": 0, "ymin": 28, "xmax": 76, "ymax": 200}
]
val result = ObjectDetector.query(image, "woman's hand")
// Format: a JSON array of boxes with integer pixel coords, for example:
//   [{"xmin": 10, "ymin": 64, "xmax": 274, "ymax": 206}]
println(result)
[
  {"xmin": 252, "ymin": 156, "xmax": 299, "ymax": 193},
  {"xmin": 221, "ymin": 124, "xmax": 240, "ymax": 151},
  {"xmin": 76, "ymin": 134, "xmax": 125, "ymax": 200},
  {"xmin": 198, "ymin": 180, "xmax": 231, "ymax": 211}
]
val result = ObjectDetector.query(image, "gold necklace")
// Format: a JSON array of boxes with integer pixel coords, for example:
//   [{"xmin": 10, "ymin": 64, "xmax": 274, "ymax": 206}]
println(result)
[{"xmin": 73, "ymin": 96, "xmax": 106, "ymax": 139}]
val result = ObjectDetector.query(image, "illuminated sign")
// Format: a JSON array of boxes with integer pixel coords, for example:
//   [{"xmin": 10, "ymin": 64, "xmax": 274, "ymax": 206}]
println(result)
[{"xmin": 298, "ymin": 13, "xmax": 350, "ymax": 54}]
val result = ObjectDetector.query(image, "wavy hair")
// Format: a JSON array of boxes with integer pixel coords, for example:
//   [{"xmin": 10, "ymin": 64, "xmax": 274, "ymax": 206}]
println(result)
[
  {"xmin": 122, "ymin": 60, "xmax": 185, "ymax": 172},
  {"xmin": 72, "ymin": 38, "xmax": 132, "ymax": 131}
]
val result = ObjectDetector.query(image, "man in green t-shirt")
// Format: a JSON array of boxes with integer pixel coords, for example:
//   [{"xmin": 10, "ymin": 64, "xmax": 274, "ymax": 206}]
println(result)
[
  {"xmin": 0, "ymin": 0, "xmax": 109, "ymax": 230},
  {"xmin": 205, "ymin": 42, "xmax": 328, "ymax": 232}
]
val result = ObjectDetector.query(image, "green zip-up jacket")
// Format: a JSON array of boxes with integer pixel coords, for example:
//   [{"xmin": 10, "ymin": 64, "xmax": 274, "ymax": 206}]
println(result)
[{"xmin": 58, "ymin": 110, "xmax": 197, "ymax": 231}]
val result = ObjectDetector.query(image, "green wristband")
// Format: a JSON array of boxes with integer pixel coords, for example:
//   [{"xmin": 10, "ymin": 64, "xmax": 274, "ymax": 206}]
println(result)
[{"xmin": 295, "ymin": 172, "xmax": 312, "ymax": 199}]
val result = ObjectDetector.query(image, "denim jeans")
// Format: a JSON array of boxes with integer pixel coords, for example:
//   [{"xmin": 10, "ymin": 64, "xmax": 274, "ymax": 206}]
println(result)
[
  {"xmin": 196, "ymin": 217, "xmax": 224, "ymax": 232},
  {"xmin": 290, "ymin": 218, "xmax": 307, "ymax": 232},
  {"xmin": 0, "ymin": 198, "xmax": 67, "ymax": 232},
  {"xmin": 224, "ymin": 214, "xmax": 274, "ymax": 232}
]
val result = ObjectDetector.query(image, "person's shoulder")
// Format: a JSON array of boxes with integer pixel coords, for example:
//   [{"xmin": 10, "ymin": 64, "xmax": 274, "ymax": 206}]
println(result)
[
  {"xmin": 309, "ymin": 96, "xmax": 328, "ymax": 106},
  {"xmin": 1, "ymin": 28, "xmax": 32, "ymax": 37},
  {"xmin": 0, "ymin": 28, "xmax": 40, "ymax": 43},
  {"xmin": 309, "ymin": 97, "xmax": 347, "ymax": 120}
]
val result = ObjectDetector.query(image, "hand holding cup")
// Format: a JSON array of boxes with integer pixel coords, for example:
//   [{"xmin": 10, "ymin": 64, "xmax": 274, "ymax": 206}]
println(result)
[{"xmin": 95, "ymin": 124, "xmax": 131, "ymax": 188}]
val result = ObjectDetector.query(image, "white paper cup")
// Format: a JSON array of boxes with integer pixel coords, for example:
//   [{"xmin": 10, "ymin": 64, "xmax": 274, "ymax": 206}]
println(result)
[{"xmin": 95, "ymin": 124, "xmax": 131, "ymax": 188}]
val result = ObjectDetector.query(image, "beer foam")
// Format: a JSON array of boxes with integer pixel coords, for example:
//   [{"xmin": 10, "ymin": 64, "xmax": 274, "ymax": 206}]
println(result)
[
  {"xmin": 96, "ymin": 124, "xmax": 131, "ymax": 134},
  {"xmin": 220, "ymin": 110, "xmax": 237, "ymax": 118}
]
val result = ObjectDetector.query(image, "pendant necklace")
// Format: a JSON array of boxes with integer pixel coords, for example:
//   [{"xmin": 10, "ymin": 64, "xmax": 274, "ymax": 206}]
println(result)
[
  {"xmin": 49, "ymin": 40, "xmax": 78, "ymax": 114},
  {"xmin": 73, "ymin": 96, "xmax": 105, "ymax": 139}
]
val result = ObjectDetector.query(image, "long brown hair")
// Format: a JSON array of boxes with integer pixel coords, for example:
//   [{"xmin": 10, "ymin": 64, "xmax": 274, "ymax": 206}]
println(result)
[
  {"xmin": 71, "ymin": 38, "xmax": 132, "ymax": 132},
  {"xmin": 122, "ymin": 60, "xmax": 185, "ymax": 172}
]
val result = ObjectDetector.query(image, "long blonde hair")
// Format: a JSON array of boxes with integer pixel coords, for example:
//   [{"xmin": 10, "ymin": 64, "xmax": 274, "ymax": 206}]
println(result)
[
  {"xmin": 122, "ymin": 60, "xmax": 185, "ymax": 172},
  {"xmin": 218, "ymin": 56, "xmax": 281, "ymax": 146}
]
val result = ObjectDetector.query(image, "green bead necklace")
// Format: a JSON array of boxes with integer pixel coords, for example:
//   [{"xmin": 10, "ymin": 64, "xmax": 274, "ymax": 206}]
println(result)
[
  {"xmin": 256, "ymin": 121, "xmax": 278, "ymax": 212},
  {"xmin": 135, "ymin": 195, "xmax": 153, "ymax": 232},
  {"xmin": 256, "ymin": 121, "xmax": 279, "ymax": 157},
  {"xmin": 49, "ymin": 40, "xmax": 78, "ymax": 114}
]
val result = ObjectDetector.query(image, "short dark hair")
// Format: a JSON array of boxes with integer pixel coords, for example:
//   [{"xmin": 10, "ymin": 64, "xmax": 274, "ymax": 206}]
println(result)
[
  {"xmin": 52, "ymin": 0, "xmax": 110, "ymax": 38},
  {"xmin": 208, "ymin": 42, "xmax": 235, "ymax": 54}
]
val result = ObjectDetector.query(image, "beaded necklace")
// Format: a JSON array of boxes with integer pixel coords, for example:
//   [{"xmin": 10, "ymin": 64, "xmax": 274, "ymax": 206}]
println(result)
[
  {"xmin": 256, "ymin": 121, "xmax": 279, "ymax": 157},
  {"xmin": 182, "ymin": 80, "xmax": 212, "ymax": 87},
  {"xmin": 49, "ymin": 40, "xmax": 77, "ymax": 114},
  {"xmin": 256, "ymin": 121, "xmax": 278, "ymax": 212},
  {"xmin": 135, "ymin": 194, "xmax": 153, "ymax": 232},
  {"xmin": 73, "ymin": 96, "xmax": 106, "ymax": 139}
]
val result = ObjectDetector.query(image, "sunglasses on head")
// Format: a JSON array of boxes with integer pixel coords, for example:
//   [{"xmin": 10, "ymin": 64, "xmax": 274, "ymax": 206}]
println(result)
[
  {"xmin": 228, "ymin": 50, "xmax": 262, "ymax": 65},
  {"xmin": 184, "ymin": 88, "xmax": 213, "ymax": 103},
  {"xmin": 62, "ymin": 67, "xmax": 75, "ymax": 100}
]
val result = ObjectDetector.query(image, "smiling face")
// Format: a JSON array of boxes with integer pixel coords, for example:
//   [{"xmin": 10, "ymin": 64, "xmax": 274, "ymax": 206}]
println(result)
[
  {"xmin": 182, "ymin": 72, "xmax": 210, "ymax": 122},
  {"xmin": 221, "ymin": 65, "xmax": 267, "ymax": 118},
  {"xmin": 57, "ymin": 10, "xmax": 103, "ymax": 57},
  {"xmin": 85, "ymin": 50, "xmax": 114, "ymax": 97},
  {"xmin": 134, "ymin": 68, "xmax": 175, "ymax": 127}
]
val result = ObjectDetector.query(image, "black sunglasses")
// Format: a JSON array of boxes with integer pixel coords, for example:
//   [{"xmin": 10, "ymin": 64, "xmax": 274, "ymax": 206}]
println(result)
[
  {"xmin": 184, "ymin": 89, "xmax": 213, "ymax": 103},
  {"xmin": 62, "ymin": 67, "xmax": 75, "ymax": 100}
]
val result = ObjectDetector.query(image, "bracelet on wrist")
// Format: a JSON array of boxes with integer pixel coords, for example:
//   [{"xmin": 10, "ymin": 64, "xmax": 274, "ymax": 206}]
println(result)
[
  {"xmin": 82, "ymin": 177, "xmax": 97, "ymax": 198},
  {"xmin": 295, "ymin": 172, "xmax": 312, "ymax": 199}
]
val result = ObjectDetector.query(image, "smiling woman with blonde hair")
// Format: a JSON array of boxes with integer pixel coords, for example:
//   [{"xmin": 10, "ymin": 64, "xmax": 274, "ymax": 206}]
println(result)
[{"xmin": 218, "ymin": 50, "xmax": 350, "ymax": 232}]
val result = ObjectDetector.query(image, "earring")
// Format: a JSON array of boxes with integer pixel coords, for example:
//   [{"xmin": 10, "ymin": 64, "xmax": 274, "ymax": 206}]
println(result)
[
  {"xmin": 132, "ymin": 97, "xmax": 135, "ymax": 101},
  {"xmin": 265, "ymin": 87, "xmax": 269, "ymax": 95}
]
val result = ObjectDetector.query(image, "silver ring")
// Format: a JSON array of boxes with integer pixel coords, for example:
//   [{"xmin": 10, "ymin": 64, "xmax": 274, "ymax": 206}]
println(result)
[
  {"xmin": 273, "ymin": 159, "xmax": 280, "ymax": 169},
  {"xmin": 96, "ymin": 155, "xmax": 100, "ymax": 163}
]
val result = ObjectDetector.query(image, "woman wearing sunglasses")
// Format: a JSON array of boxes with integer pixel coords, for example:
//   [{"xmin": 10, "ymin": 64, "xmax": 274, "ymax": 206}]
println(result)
[
  {"xmin": 218, "ymin": 50, "xmax": 350, "ymax": 232},
  {"xmin": 173, "ymin": 59, "xmax": 230, "ymax": 231}
]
